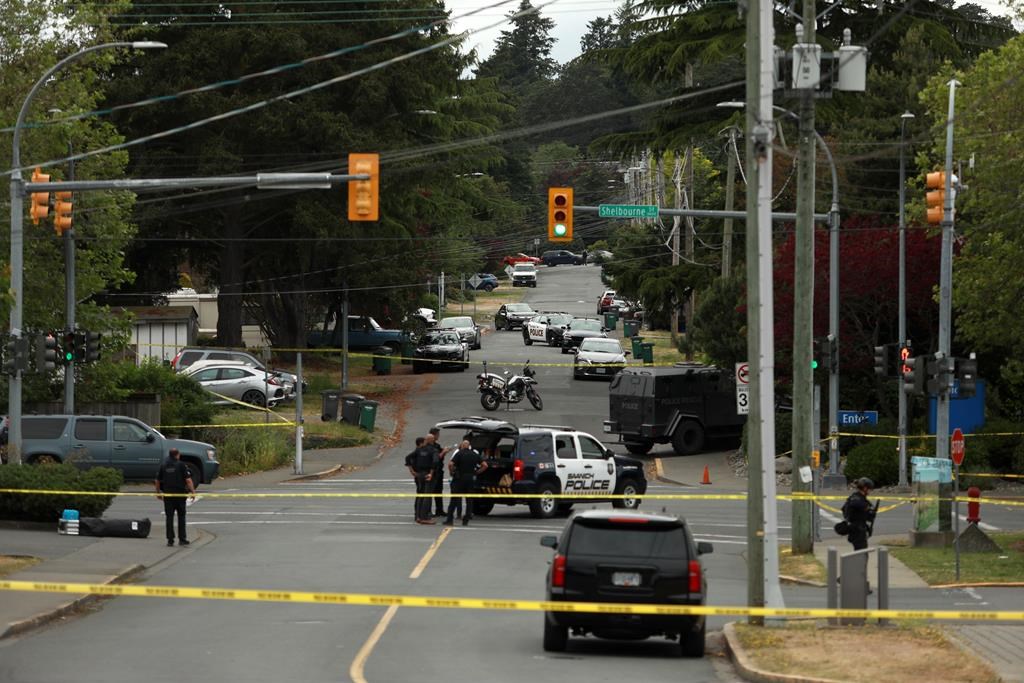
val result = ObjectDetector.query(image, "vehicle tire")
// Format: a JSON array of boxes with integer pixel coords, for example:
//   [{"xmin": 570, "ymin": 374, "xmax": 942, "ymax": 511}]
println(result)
[
  {"xmin": 556, "ymin": 502, "xmax": 574, "ymax": 516},
  {"xmin": 472, "ymin": 501, "xmax": 494, "ymax": 516},
  {"xmin": 625, "ymin": 441, "xmax": 654, "ymax": 456},
  {"xmin": 527, "ymin": 388, "xmax": 543, "ymax": 411},
  {"xmin": 495, "ymin": 321, "xmax": 504, "ymax": 331},
  {"xmin": 29, "ymin": 454, "xmax": 59, "ymax": 466},
  {"xmin": 459, "ymin": 358, "xmax": 468, "ymax": 372},
  {"xmin": 543, "ymin": 617, "xmax": 568, "ymax": 652},
  {"xmin": 184, "ymin": 461, "xmax": 203, "ymax": 487},
  {"xmin": 524, "ymin": 336, "xmax": 533, "ymax": 346},
  {"xmin": 413, "ymin": 363, "xmax": 423, "ymax": 375},
  {"xmin": 572, "ymin": 371, "xmax": 581, "ymax": 381},
  {"xmin": 529, "ymin": 481, "xmax": 559, "ymax": 519},
  {"xmin": 680, "ymin": 621, "xmax": 706, "ymax": 658},
  {"xmin": 480, "ymin": 391, "xmax": 500, "ymax": 412},
  {"xmin": 483, "ymin": 284, "xmax": 495, "ymax": 292},
  {"xmin": 241, "ymin": 390, "xmax": 267, "ymax": 407},
  {"xmin": 612, "ymin": 478, "xmax": 642, "ymax": 510},
  {"xmin": 671, "ymin": 420, "xmax": 705, "ymax": 456},
  {"xmin": 560, "ymin": 347, "xmax": 568, "ymax": 354}
]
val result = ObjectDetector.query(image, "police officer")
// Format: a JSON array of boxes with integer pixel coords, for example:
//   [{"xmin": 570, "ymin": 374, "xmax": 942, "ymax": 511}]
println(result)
[
  {"xmin": 404, "ymin": 437, "xmax": 426, "ymax": 520},
  {"xmin": 445, "ymin": 440, "xmax": 488, "ymax": 526},
  {"xmin": 406, "ymin": 438, "xmax": 435, "ymax": 525},
  {"xmin": 154, "ymin": 448, "xmax": 196, "ymax": 547},
  {"xmin": 425, "ymin": 428, "xmax": 450, "ymax": 517},
  {"xmin": 842, "ymin": 477, "xmax": 877, "ymax": 551}
]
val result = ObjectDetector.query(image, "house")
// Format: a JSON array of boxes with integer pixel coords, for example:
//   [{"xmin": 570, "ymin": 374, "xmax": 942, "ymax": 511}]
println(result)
[{"xmin": 123, "ymin": 306, "xmax": 199, "ymax": 364}]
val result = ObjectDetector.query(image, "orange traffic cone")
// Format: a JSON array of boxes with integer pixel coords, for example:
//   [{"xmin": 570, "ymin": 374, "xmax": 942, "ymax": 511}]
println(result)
[{"xmin": 700, "ymin": 465, "xmax": 712, "ymax": 485}]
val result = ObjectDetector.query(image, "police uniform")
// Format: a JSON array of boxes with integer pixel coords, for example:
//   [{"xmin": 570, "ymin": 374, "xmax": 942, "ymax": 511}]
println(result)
[
  {"xmin": 408, "ymin": 446, "xmax": 436, "ymax": 523},
  {"xmin": 842, "ymin": 489, "xmax": 875, "ymax": 551},
  {"xmin": 445, "ymin": 447, "xmax": 485, "ymax": 526},
  {"xmin": 157, "ymin": 458, "xmax": 193, "ymax": 545},
  {"xmin": 426, "ymin": 441, "xmax": 447, "ymax": 516}
]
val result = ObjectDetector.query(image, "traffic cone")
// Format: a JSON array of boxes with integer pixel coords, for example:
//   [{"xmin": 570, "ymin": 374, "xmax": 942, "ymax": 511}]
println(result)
[{"xmin": 700, "ymin": 465, "xmax": 711, "ymax": 485}]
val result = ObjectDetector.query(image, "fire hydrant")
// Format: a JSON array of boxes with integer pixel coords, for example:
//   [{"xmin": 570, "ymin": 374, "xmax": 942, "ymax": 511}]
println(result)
[{"xmin": 966, "ymin": 485, "xmax": 981, "ymax": 524}]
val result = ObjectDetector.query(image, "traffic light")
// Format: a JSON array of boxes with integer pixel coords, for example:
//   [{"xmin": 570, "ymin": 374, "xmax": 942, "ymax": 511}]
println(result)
[
  {"xmin": 3, "ymin": 336, "xmax": 30, "ymax": 376},
  {"xmin": 827, "ymin": 335, "xmax": 839, "ymax": 373},
  {"xmin": 548, "ymin": 187, "xmax": 573, "ymax": 242},
  {"xmin": 956, "ymin": 355, "xmax": 978, "ymax": 398},
  {"xmin": 898, "ymin": 343, "xmax": 912, "ymax": 377},
  {"xmin": 30, "ymin": 167, "xmax": 51, "ymax": 225},
  {"xmin": 812, "ymin": 337, "xmax": 826, "ymax": 370},
  {"xmin": 902, "ymin": 356, "xmax": 925, "ymax": 395},
  {"xmin": 873, "ymin": 345, "xmax": 890, "ymax": 377},
  {"xmin": 62, "ymin": 330, "xmax": 77, "ymax": 364},
  {"xmin": 35, "ymin": 334, "xmax": 58, "ymax": 373},
  {"xmin": 82, "ymin": 331, "xmax": 102, "ymax": 362},
  {"xmin": 347, "ymin": 153, "xmax": 379, "ymax": 222},
  {"xmin": 926, "ymin": 171, "xmax": 946, "ymax": 225},
  {"xmin": 926, "ymin": 355, "xmax": 954, "ymax": 395},
  {"xmin": 53, "ymin": 191, "xmax": 73, "ymax": 236}
]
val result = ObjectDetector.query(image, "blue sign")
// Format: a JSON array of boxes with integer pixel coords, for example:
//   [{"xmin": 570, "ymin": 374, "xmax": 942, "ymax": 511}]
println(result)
[{"xmin": 838, "ymin": 410, "xmax": 879, "ymax": 426}]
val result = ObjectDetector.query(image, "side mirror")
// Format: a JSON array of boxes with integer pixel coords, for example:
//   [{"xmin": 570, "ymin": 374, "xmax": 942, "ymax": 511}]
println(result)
[
  {"xmin": 624, "ymin": 350, "xmax": 631, "ymax": 356},
  {"xmin": 146, "ymin": 432, "xmax": 156, "ymax": 443},
  {"xmin": 540, "ymin": 535, "xmax": 558, "ymax": 549},
  {"xmin": 604, "ymin": 448, "xmax": 614, "ymax": 459},
  {"xmin": 697, "ymin": 541, "xmax": 714, "ymax": 555}
]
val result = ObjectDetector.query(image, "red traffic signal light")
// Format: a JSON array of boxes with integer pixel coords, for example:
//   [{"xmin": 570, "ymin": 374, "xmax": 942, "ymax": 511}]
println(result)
[
  {"xmin": 30, "ymin": 167, "xmax": 51, "ymax": 225},
  {"xmin": 548, "ymin": 187, "xmax": 573, "ymax": 243},
  {"xmin": 347, "ymin": 153, "xmax": 379, "ymax": 222}
]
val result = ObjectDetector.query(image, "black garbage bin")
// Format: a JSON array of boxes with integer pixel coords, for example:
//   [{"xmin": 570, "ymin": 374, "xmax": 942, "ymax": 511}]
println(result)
[
  {"xmin": 321, "ymin": 389, "xmax": 342, "ymax": 422},
  {"xmin": 341, "ymin": 393, "xmax": 365, "ymax": 424},
  {"xmin": 372, "ymin": 347, "xmax": 393, "ymax": 376}
]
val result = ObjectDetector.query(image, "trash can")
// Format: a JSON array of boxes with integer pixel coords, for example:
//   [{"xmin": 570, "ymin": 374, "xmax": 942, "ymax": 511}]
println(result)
[
  {"xmin": 372, "ymin": 346, "xmax": 392, "ymax": 376},
  {"xmin": 341, "ymin": 393, "xmax": 365, "ymax": 424},
  {"xmin": 631, "ymin": 336, "xmax": 645, "ymax": 358},
  {"xmin": 640, "ymin": 342, "xmax": 655, "ymax": 365},
  {"xmin": 623, "ymin": 320, "xmax": 639, "ymax": 338},
  {"xmin": 603, "ymin": 312, "xmax": 618, "ymax": 331},
  {"xmin": 358, "ymin": 400, "xmax": 379, "ymax": 432},
  {"xmin": 400, "ymin": 339, "xmax": 415, "ymax": 365},
  {"xmin": 321, "ymin": 389, "xmax": 342, "ymax": 422}
]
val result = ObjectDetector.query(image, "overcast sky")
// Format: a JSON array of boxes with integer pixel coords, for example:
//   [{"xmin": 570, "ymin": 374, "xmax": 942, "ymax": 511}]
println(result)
[{"xmin": 446, "ymin": 0, "xmax": 1019, "ymax": 67}]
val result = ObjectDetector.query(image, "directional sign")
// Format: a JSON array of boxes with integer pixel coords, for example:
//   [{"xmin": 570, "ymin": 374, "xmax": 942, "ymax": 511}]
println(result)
[
  {"xmin": 838, "ymin": 410, "xmax": 879, "ymax": 426},
  {"xmin": 735, "ymin": 362, "xmax": 749, "ymax": 385},
  {"xmin": 951, "ymin": 427, "xmax": 965, "ymax": 466},
  {"xmin": 598, "ymin": 204, "xmax": 659, "ymax": 219},
  {"xmin": 735, "ymin": 361, "xmax": 749, "ymax": 415}
]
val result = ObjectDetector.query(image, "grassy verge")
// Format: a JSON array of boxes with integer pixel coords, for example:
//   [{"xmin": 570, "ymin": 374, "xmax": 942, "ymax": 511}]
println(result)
[
  {"xmin": 733, "ymin": 622, "xmax": 998, "ymax": 683},
  {"xmin": 444, "ymin": 288, "xmax": 524, "ymax": 323},
  {"xmin": 0, "ymin": 555, "xmax": 40, "ymax": 578},
  {"xmin": 779, "ymin": 546, "xmax": 827, "ymax": 583},
  {"xmin": 887, "ymin": 531, "xmax": 1024, "ymax": 585}
]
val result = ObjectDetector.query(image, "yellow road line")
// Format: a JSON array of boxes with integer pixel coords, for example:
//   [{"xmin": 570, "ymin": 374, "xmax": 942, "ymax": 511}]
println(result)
[
  {"xmin": 349, "ymin": 604, "xmax": 399, "ymax": 683},
  {"xmin": 410, "ymin": 527, "xmax": 452, "ymax": 580}
]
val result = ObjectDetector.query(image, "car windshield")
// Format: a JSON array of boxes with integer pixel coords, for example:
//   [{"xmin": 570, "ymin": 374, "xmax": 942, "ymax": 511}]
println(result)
[
  {"xmin": 571, "ymin": 319, "xmax": 602, "ymax": 332},
  {"xmin": 440, "ymin": 317, "xmax": 473, "ymax": 328},
  {"xmin": 507, "ymin": 304, "xmax": 534, "ymax": 312},
  {"xmin": 567, "ymin": 524, "xmax": 687, "ymax": 559},
  {"xmin": 549, "ymin": 314, "xmax": 573, "ymax": 325},
  {"xmin": 580, "ymin": 339, "xmax": 621, "ymax": 354},
  {"xmin": 421, "ymin": 332, "xmax": 459, "ymax": 345},
  {"xmin": 513, "ymin": 264, "xmax": 535, "ymax": 271}
]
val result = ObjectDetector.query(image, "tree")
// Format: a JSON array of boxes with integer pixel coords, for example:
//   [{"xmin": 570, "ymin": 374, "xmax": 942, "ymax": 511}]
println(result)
[
  {"xmin": 476, "ymin": 0, "xmax": 558, "ymax": 91},
  {"xmin": 580, "ymin": 16, "xmax": 617, "ymax": 54},
  {"xmin": 683, "ymin": 276, "xmax": 746, "ymax": 368}
]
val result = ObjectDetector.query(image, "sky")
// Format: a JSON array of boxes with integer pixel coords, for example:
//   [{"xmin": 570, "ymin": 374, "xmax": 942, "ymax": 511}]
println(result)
[{"xmin": 446, "ymin": 0, "xmax": 1020, "ymax": 67}]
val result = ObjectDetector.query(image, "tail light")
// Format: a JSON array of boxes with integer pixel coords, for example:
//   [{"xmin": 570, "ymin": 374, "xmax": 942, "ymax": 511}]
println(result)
[
  {"xmin": 551, "ymin": 553, "xmax": 566, "ymax": 587},
  {"xmin": 267, "ymin": 377, "xmax": 281, "ymax": 386},
  {"xmin": 170, "ymin": 351, "xmax": 181, "ymax": 369},
  {"xmin": 688, "ymin": 560, "xmax": 702, "ymax": 593},
  {"xmin": 512, "ymin": 458, "xmax": 524, "ymax": 481}
]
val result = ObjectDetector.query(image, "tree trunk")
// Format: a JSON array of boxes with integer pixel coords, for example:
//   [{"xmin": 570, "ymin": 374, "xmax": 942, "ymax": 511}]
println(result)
[{"xmin": 216, "ymin": 218, "xmax": 245, "ymax": 348}]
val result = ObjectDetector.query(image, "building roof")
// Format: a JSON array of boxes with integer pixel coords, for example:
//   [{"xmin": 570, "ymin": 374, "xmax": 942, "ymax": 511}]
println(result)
[{"xmin": 122, "ymin": 306, "xmax": 199, "ymax": 323}]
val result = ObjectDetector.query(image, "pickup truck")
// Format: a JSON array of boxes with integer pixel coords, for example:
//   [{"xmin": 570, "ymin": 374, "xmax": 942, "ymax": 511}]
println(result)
[
  {"xmin": 19, "ymin": 414, "xmax": 220, "ymax": 484},
  {"xmin": 306, "ymin": 315, "xmax": 406, "ymax": 352}
]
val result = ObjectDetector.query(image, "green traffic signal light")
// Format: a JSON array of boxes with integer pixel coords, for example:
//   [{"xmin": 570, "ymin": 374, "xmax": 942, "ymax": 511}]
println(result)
[
  {"xmin": 811, "ymin": 359, "xmax": 819, "ymax": 370},
  {"xmin": 64, "ymin": 351, "xmax": 74, "ymax": 362}
]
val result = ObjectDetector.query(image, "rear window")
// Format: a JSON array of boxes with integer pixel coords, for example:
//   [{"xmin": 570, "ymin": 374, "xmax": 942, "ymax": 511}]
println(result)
[
  {"xmin": 23, "ymin": 417, "xmax": 68, "ymax": 439},
  {"xmin": 567, "ymin": 524, "xmax": 688, "ymax": 560},
  {"xmin": 516, "ymin": 433, "xmax": 553, "ymax": 463},
  {"xmin": 74, "ymin": 419, "xmax": 108, "ymax": 441},
  {"xmin": 177, "ymin": 351, "xmax": 203, "ymax": 368}
]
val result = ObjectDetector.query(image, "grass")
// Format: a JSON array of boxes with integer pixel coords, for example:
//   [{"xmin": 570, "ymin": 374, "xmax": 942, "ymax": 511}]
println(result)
[
  {"xmin": 887, "ymin": 531, "xmax": 1024, "ymax": 585},
  {"xmin": 779, "ymin": 546, "xmax": 827, "ymax": 583},
  {"xmin": 733, "ymin": 622, "xmax": 998, "ymax": 683},
  {"xmin": 443, "ymin": 287, "xmax": 524, "ymax": 323},
  {"xmin": 0, "ymin": 555, "xmax": 40, "ymax": 578}
]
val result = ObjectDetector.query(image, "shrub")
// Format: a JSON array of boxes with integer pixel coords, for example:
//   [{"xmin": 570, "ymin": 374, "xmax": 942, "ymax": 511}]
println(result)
[
  {"xmin": 1012, "ymin": 442, "xmax": 1024, "ymax": 475},
  {"xmin": 973, "ymin": 419, "xmax": 1024, "ymax": 473},
  {"xmin": 957, "ymin": 439, "xmax": 996, "ymax": 490},
  {"xmin": 214, "ymin": 428, "xmax": 292, "ymax": 476},
  {"xmin": 740, "ymin": 412, "xmax": 795, "ymax": 460},
  {"xmin": 844, "ymin": 438, "xmax": 900, "ymax": 487},
  {"xmin": 0, "ymin": 463, "xmax": 122, "ymax": 522}
]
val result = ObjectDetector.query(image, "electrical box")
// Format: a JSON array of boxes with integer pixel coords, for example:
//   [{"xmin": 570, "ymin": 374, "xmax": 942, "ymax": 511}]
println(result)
[
  {"xmin": 836, "ymin": 44, "xmax": 868, "ymax": 91},
  {"xmin": 791, "ymin": 43, "xmax": 822, "ymax": 90}
]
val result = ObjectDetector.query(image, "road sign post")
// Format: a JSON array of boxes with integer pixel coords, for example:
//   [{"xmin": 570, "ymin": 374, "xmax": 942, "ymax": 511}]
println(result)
[
  {"xmin": 736, "ymin": 362, "xmax": 750, "ymax": 415},
  {"xmin": 952, "ymin": 427, "xmax": 964, "ymax": 581}
]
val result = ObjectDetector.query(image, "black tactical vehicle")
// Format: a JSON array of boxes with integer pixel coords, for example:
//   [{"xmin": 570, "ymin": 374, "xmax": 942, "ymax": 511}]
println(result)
[{"xmin": 603, "ymin": 364, "xmax": 746, "ymax": 456}]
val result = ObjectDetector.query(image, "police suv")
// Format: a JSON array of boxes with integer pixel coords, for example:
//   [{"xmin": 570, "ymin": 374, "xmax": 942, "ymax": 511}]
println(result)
[
  {"xmin": 433, "ymin": 418, "xmax": 647, "ymax": 519},
  {"xmin": 521, "ymin": 312, "xmax": 573, "ymax": 346}
]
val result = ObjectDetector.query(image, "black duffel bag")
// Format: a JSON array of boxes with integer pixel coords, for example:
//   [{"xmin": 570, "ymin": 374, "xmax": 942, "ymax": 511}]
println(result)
[{"xmin": 79, "ymin": 517, "xmax": 152, "ymax": 539}]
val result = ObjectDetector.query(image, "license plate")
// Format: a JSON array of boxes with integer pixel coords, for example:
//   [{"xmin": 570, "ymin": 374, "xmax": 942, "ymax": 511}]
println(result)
[
  {"xmin": 595, "ymin": 367, "xmax": 606, "ymax": 374},
  {"xmin": 432, "ymin": 360, "xmax": 441, "ymax": 364},
  {"xmin": 612, "ymin": 572, "xmax": 641, "ymax": 587},
  {"xmin": 603, "ymin": 424, "xmax": 611, "ymax": 432}
]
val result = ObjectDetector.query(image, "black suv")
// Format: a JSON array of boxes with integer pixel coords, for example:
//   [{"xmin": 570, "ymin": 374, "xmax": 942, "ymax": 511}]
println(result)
[
  {"xmin": 432, "ymin": 418, "xmax": 647, "ymax": 519},
  {"xmin": 540, "ymin": 510, "xmax": 712, "ymax": 656},
  {"xmin": 541, "ymin": 250, "xmax": 585, "ymax": 267}
]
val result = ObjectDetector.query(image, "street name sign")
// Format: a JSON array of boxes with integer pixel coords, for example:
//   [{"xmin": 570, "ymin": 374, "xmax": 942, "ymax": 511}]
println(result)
[
  {"xmin": 598, "ymin": 204, "xmax": 659, "ymax": 219},
  {"xmin": 837, "ymin": 410, "xmax": 879, "ymax": 426}
]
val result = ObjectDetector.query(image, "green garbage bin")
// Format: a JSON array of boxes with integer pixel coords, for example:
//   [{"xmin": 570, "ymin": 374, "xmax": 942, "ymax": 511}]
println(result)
[
  {"xmin": 631, "ymin": 336, "xmax": 645, "ymax": 358},
  {"xmin": 603, "ymin": 312, "xmax": 618, "ymax": 331},
  {"xmin": 640, "ymin": 342, "xmax": 655, "ymax": 365},
  {"xmin": 400, "ymin": 339, "xmax": 415, "ymax": 365},
  {"xmin": 623, "ymin": 320, "xmax": 639, "ymax": 338},
  {"xmin": 358, "ymin": 400, "xmax": 379, "ymax": 432},
  {"xmin": 372, "ymin": 346, "xmax": 392, "ymax": 376}
]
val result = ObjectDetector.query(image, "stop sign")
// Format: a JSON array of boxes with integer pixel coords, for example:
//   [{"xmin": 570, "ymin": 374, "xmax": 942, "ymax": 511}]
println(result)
[{"xmin": 951, "ymin": 428, "xmax": 966, "ymax": 466}]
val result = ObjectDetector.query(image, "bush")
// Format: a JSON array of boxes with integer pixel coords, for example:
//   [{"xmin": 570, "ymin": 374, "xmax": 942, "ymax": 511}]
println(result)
[
  {"xmin": 213, "ymin": 428, "xmax": 292, "ymax": 476},
  {"xmin": 740, "ymin": 412, "xmax": 795, "ymax": 459},
  {"xmin": 973, "ymin": 419, "xmax": 1024, "ymax": 473},
  {"xmin": 0, "ymin": 463, "xmax": 122, "ymax": 522},
  {"xmin": 844, "ymin": 438, "xmax": 900, "ymax": 487},
  {"xmin": 957, "ymin": 439, "xmax": 996, "ymax": 490}
]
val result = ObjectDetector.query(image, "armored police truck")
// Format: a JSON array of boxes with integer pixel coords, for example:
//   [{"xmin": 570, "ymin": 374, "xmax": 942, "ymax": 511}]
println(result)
[{"xmin": 603, "ymin": 364, "xmax": 745, "ymax": 456}]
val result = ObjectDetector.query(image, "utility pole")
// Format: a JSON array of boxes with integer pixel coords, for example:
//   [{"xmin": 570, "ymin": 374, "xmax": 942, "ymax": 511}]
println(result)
[
  {"xmin": 897, "ymin": 111, "xmax": 914, "ymax": 487},
  {"xmin": 935, "ymin": 81, "xmax": 960, "ymax": 461},
  {"xmin": 721, "ymin": 128, "xmax": 738, "ymax": 277},
  {"xmin": 790, "ymin": 9, "xmax": 817, "ymax": 554},
  {"xmin": 63, "ymin": 144, "xmax": 76, "ymax": 414},
  {"xmin": 745, "ymin": 0, "xmax": 784, "ymax": 622},
  {"xmin": 341, "ymin": 285, "xmax": 349, "ymax": 391},
  {"xmin": 670, "ymin": 155, "xmax": 681, "ymax": 343}
]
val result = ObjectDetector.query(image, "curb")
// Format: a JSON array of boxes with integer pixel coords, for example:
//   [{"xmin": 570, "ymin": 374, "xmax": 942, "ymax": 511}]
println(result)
[
  {"xmin": 284, "ymin": 464, "xmax": 347, "ymax": 482},
  {"xmin": 722, "ymin": 622, "xmax": 847, "ymax": 683},
  {"xmin": 931, "ymin": 581, "xmax": 1024, "ymax": 589},
  {"xmin": 654, "ymin": 457, "xmax": 692, "ymax": 487},
  {"xmin": 779, "ymin": 574, "xmax": 827, "ymax": 588}
]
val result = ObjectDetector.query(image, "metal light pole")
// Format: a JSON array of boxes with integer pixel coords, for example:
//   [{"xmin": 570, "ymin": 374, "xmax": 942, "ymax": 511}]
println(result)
[
  {"xmin": 7, "ymin": 41, "xmax": 166, "ymax": 465},
  {"xmin": 897, "ymin": 111, "xmax": 915, "ymax": 487},
  {"xmin": 936, "ymin": 81, "xmax": 960, "ymax": 461}
]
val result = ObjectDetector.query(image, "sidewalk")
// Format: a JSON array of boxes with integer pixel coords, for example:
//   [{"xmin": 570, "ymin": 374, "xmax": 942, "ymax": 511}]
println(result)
[{"xmin": 653, "ymin": 447, "xmax": 748, "ymax": 491}]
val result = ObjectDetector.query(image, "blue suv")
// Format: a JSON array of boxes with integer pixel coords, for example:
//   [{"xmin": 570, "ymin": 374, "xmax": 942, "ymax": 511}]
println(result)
[{"xmin": 469, "ymin": 273, "xmax": 499, "ymax": 292}]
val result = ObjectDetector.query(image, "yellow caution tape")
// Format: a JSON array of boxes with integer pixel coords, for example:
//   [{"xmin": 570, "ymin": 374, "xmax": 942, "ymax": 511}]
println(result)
[
  {"xmin": 955, "ymin": 472, "xmax": 1024, "ymax": 479},
  {"xmin": 154, "ymin": 422, "xmax": 296, "ymax": 429},
  {"xmin": 2, "ymin": 580, "xmax": 1023, "ymax": 621},
  {"xmin": 836, "ymin": 431, "xmax": 1024, "ymax": 439}
]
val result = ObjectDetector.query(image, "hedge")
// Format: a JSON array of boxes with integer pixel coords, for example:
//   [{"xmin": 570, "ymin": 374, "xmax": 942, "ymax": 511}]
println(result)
[
  {"xmin": 0, "ymin": 463, "xmax": 122, "ymax": 522},
  {"xmin": 844, "ymin": 438, "xmax": 900, "ymax": 488}
]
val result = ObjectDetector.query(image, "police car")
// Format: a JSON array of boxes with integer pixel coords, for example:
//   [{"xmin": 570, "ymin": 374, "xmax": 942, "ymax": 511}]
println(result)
[
  {"xmin": 432, "ymin": 418, "xmax": 647, "ymax": 519},
  {"xmin": 521, "ymin": 312, "xmax": 574, "ymax": 346}
]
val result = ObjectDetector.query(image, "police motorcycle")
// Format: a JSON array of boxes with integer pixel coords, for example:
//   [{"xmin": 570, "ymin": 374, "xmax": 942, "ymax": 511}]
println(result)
[{"xmin": 476, "ymin": 360, "xmax": 543, "ymax": 411}]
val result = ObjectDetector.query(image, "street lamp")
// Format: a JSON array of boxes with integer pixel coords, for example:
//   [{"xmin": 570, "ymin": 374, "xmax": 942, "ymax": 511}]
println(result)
[
  {"xmin": 7, "ymin": 41, "xmax": 166, "ymax": 465},
  {"xmin": 897, "ymin": 110, "xmax": 915, "ymax": 487}
]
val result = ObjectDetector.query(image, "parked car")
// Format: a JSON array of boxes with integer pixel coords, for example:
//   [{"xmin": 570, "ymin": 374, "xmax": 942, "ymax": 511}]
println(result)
[
  {"xmin": 608, "ymin": 299, "xmax": 643, "ymax": 322},
  {"xmin": 184, "ymin": 363, "xmax": 287, "ymax": 407},
  {"xmin": 522, "ymin": 312, "xmax": 574, "ymax": 346},
  {"xmin": 494, "ymin": 303, "xmax": 536, "ymax": 331},
  {"xmin": 540, "ymin": 509, "xmax": 712, "ymax": 656},
  {"xmin": 468, "ymin": 273, "xmax": 499, "ymax": 292},
  {"xmin": 571, "ymin": 338, "xmax": 629, "ymax": 380},
  {"xmin": 306, "ymin": 315, "xmax": 407, "ymax": 352},
  {"xmin": 18, "ymin": 414, "xmax": 219, "ymax": 484},
  {"xmin": 170, "ymin": 347, "xmax": 305, "ymax": 397},
  {"xmin": 541, "ymin": 249, "xmax": 585, "ymax": 267},
  {"xmin": 597, "ymin": 289, "xmax": 618, "ymax": 314},
  {"xmin": 412, "ymin": 330, "xmax": 469, "ymax": 374},
  {"xmin": 589, "ymin": 249, "xmax": 614, "ymax": 264},
  {"xmin": 511, "ymin": 262, "xmax": 538, "ymax": 288},
  {"xmin": 560, "ymin": 318, "xmax": 608, "ymax": 354},
  {"xmin": 502, "ymin": 253, "xmax": 541, "ymax": 267},
  {"xmin": 437, "ymin": 315, "xmax": 482, "ymax": 350}
]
